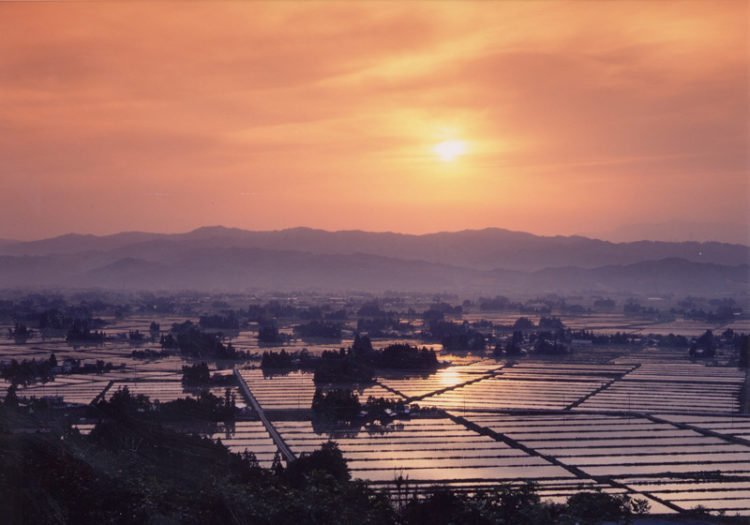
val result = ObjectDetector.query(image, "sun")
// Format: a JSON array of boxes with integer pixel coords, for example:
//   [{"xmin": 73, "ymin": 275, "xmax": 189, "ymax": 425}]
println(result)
[{"xmin": 433, "ymin": 140, "xmax": 467, "ymax": 162}]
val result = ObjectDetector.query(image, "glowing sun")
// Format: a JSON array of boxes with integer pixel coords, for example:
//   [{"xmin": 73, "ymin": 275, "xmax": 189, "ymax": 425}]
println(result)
[{"xmin": 433, "ymin": 140, "xmax": 467, "ymax": 162}]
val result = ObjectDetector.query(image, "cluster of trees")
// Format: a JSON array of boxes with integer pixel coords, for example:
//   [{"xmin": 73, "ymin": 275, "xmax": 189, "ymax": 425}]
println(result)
[
  {"xmin": 684, "ymin": 329, "xmax": 750, "ymax": 362},
  {"xmin": 31, "ymin": 308, "xmax": 110, "ymax": 338},
  {"xmin": 422, "ymin": 302, "xmax": 463, "ymax": 320},
  {"xmin": 674, "ymin": 298, "xmax": 741, "ymax": 323},
  {"xmin": 312, "ymin": 388, "xmax": 408, "ymax": 424},
  {"xmin": 656, "ymin": 333, "xmax": 690, "ymax": 348},
  {"xmin": 294, "ymin": 320, "xmax": 342, "ymax": 339},
  {"xmin": 97, "ymin": 385, "xmax": 237, "ymax": 422},
  {"xmin": 399, "ymin": 484, "xmax": 649, "ymax": 525},
  {"xmin": 0, "ymin": 354, "xmax": 119, "ymax": 386},
  {"xmin": 128, "ymin": 329, "xmax": 147, "ymax": 343},
  {"xmin": 125, "ymin": 323, "xmax": 161, "ymax": 345},
  {"xmin": 689, "ymin": 330, "xmax": 718, "ymax": 358},
  {"xmin": 511, "ymin": 317, "xmax": 535, "ymax": 331},
  {"xmin": 260, "ymin": 337, "xmax": 440, "ymax": 384},
  {"xmin": 356, "ymin": 300, "xmax": 406, "ymax": 335},
  {"xmin": 181, "ymin": 362, "xmax": 236, "ymax": 386},
  {"xmin": 312, "ymin": 388, "xmax": 361, "ymax": 420},
  {"xmin": 65, "ymin": 319, "xmax": 107, "ymax": 344},
  {"xmin": 0, "ymin": 354, "xmax": 57, "ymax": 386},
  {"xmin": 182, "ymin": 362, "xmax": 212, "ymax": 384},
  {"xmin": 681, "ymin": 307, "xmax": 739, "ymax": 323},
  {"xmin": 735, "ymin": 334, "xmax": 749, "ymax": 369},
  {"xmin": 424, "ymin": 316, "xmax": 570, "ymax": 353},
  {"xmin": 261, "ymin": 349, "xmax": 315, "ymax": 370},
  {"xmin": 623, "ymin": 300, "xmax": 660, "ymax": 317},
  {"xmin": 7, "ymin": 322, "xmax": 33, "ymax": 342},
  {"xmin": 314, "ymin": 350, "xmax": 375, "ymax": 384},
  {"xmin": 498, "ymin": 316, "xmax": 566, "ymax": 332},
  {"xmin": 38, "ymin": 308, "xmax": 76, "ymax": 330},
  {"xmin": 289, "ymin": 305, "xmax": 347, "ymax": 322},
  {"xmin": 161, "ymin": 321, "xmax": 248, "ymax": 360},
  {"xmin": 567, "ymin": 330, "xmax": 637, "ymax": 345},
  {"xmin": 357, "ymin": 301, "xmax": 390, "ymax": 318},
  {"xmin": 538, "ymin": 317, "xmax": 565, "ymax": 331},
  {"xmin": 492, "ymin": 330, "xmax": 571, "ymax": 357},
  {"xmin": 427, "ymin": 317, "xmax": 574, "ymax": 354},
  {"xmin": 356, "ymin": 316, "xmax": 406, "ymax": 335},
  {"xmin": 199, "ymin": 313, "xmax": 240, "ymax": 330},
  {"xmin": 427, "ymin": 321, "xmax": 486, "ymax": 351},
  {"xmin": 495, "ymin": 331, "xmax": 525, "ymax": 356},
  {"xmin": 495, "ymin": 325, "xmax": 750, "ymax": 361},
  {"xmin": 644, "ymin": 329, "xmax": 749, "ymax": 359},
  {"xmin": 533, "ymin": 333, "xmax": 569, "ymax": 355},
  {"xmin": 593, "ymin": 298, "xmax": 616, "ymax": 309},
  {"xmin": 376, "ymin": 344, "xmax": 439, "ymax": 370},
  {"xmin": 319, "ymin": 339, "xmax": 440, "ymax": 383},
  {"xmin": 479, "ymin": 295, "xmax": 600, "ymax": 316},
  {"xmin": 479, "ymin": 296, "xmax": 513, "ymax": 311},
  {"xmin": 247, "ymin": 301, "xmax": 347, "ymax": 324},
  {"xmin": 313, "ymin": 342, "xmax": 441, "ymax": 384},
  {"xmin": 0, "ymin": 392, "xmax": 653, "ymax": 524},
  {"xmin": 258, "ymin": 322, "xmax": 284, "ymax": 343}
]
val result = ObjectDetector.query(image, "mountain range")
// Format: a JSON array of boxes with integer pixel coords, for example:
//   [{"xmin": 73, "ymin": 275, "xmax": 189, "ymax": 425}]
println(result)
[{"xmin": 0, "ymin": 226, "xmax": 747, "ymax": 295}]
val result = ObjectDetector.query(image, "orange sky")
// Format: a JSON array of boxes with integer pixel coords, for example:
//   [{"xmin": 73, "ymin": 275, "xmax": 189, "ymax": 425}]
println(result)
[{"xmin": 1, "ymin": 1, "xmax": 747, "ymax": 240}]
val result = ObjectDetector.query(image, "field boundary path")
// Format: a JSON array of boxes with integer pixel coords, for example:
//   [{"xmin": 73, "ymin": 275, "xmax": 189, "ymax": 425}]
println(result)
[
  {"xmin": 565, "ymin": 364, "xmax": 641, "ymax": 410},
  {"xmin": 90, "ymin": 380, "xmax": 114, "ymax": 405},
  {"xmin": 234, "ymin": 368, "xmax": 296, "ymax": 463},
  {"xmin": 644, "ymin": 412, "xmax": 750, "ymax": 448},
  {"xmin": 378, "ymin": 362, "xmax": 511, "ymax": 404},
  {"xmin": 448, "ymin": 409, "xmax": 685, "ymax": 515}
]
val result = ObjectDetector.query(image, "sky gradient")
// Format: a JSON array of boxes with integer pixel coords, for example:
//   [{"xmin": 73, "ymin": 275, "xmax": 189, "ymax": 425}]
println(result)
[{"xmin": 1, "ymin": 1, "xmax": 748, "ymax": 241}]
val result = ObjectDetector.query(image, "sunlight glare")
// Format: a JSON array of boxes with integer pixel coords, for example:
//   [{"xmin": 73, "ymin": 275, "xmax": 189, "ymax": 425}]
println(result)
[{"xmin": 433, "ymin": 140, "xmax": 467, "ymax": 162}]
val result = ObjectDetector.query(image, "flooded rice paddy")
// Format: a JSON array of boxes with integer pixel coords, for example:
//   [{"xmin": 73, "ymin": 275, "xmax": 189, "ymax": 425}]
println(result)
[{"xmin": 2, "ymin": 314, "xmax": 748, "ymax": 518}]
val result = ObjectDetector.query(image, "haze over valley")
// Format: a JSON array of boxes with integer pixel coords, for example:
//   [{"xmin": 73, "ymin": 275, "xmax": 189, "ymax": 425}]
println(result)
[{"xmin": 0, "ymin": 226, "xmax": 747, "ymax": 295}]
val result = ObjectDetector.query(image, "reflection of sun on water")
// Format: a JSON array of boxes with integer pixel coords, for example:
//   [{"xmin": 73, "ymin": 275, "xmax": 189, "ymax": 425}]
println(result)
[
  {"xmin": 433, "ymin": 140, "xmax": 466, "ymax": 162},
  {"xmin": 437, "ymin": 368, "xmax": 461, "ymax": 388}
]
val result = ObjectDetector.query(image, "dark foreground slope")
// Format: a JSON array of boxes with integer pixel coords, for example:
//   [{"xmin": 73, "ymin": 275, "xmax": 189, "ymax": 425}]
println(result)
[{"xmin": 0, "ymin": 399, "xmax": 667, "ymax": 525}]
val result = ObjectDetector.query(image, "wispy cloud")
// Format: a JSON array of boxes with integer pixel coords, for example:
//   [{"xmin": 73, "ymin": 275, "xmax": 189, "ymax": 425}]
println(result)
[{"xmin": 0, "ymin": 1, "xmax": 746, "ymax": 238}]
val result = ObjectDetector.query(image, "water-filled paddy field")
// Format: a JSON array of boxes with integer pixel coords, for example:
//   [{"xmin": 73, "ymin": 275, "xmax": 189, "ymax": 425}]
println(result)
[{"xmin": 2, "ymin": 314, "xmax": 748, "ymax": 518}]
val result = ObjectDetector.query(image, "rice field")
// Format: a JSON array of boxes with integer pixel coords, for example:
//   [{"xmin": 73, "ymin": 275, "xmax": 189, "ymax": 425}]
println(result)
[
  {"xmin": 274, "ymin": 418, "xmax": 576, "ymax": 483},
  {"xmin": 238, "ymin": 369, "xmax": 401, "ymax": 411},
  {"xmin": 578, "ymin": 362, "xmax": 744, "ymax": 413},
  {"xmin": 411, "ymin": 364, "xmax": 617, "ymax": 411},
  {"xmin": 14, "ymin": 374, "xmax": 114, "ymax": 405},
  {"xmin": 1, "ymin": 314, "xmax": 748, "ymax": 518},
  {"xmin": 463, "ymin": 410, "xmax": 750, "ymax": 517}
]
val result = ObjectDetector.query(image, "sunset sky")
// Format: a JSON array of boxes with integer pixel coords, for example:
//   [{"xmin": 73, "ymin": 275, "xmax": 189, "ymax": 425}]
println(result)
[{"xmin": 1, "ymin": 1, "xmax": 747, "ymax": 241}]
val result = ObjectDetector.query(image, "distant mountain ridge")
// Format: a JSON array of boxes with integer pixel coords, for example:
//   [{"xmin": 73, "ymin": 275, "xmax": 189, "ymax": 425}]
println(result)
[
  {"xmin": 1, "ymin": 226, "xmax": 747, "ymax": 271},
  {"xmin": 587, "ymin": 220, "xmax": 750, "ymax": 245},
  {"xmin": 0, "ymin": 226, "xmax": 747, "ymax": 294}
]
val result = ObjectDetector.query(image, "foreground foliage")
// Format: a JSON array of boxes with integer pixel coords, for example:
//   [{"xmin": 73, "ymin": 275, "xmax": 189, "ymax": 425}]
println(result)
[{"xmin": 0, "ymin": 398, "xmax": 658, "ymax": 525}]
